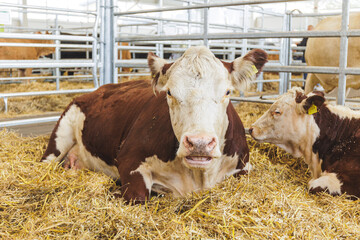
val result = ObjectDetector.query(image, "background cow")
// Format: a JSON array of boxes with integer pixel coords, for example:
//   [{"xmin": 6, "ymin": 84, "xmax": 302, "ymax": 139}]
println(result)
[
  {"xmin": 305, "ymin": 13, "xmax": 360, "ymax": 94},
  {"xmin": 0, "ymin": 31, "xmax": 55, "ymax": 77},
  {"xmin": 249, "ymin": 87, "xmax": 360, "ymax": 199},
  {"xmin": 41, "ymin": 46, "xmax": 268, "ymax": 203}
]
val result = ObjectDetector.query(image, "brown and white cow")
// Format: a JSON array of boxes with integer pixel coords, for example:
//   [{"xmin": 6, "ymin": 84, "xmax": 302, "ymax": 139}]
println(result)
[
  {"xmin": 41, "ymin": 46, "xmax": 268, "ymax": 203},
  {"xmin": 250, "ymin": 87, "xmax": 360, "ymax": 198}
]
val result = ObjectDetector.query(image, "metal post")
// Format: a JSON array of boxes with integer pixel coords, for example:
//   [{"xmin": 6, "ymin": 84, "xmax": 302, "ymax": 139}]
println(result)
[
  {"xmin": 92, "ymin": 0, "xmax": 99, "ymax": 88},
  {"xmin": 187, "ymin": 0, "xmax": 192, "ymax": 49},
  {"xmin": 21, "ymin": 0, "xmax": 28, "ymax": 27},
  {"xmin": 99, "ymin": 0, "xmax": 105, "ymax": 86},
  {"xmin": 113, "ymin": 4, "xmax": 118, "ymax": 83},
  {"xmin": 54, "ymin": 15, "xmax": 60, "ymax": 90},
  {"xmin": 242, "ymin": 5, "xmax": 249, "ymax": 57},
  {"xmin": 156, "ymin": 0, "xmax": 164, "ymax": 58},
  {"xmin": 257, "ymin": 9, "xmax": 265, "ymax": 92},
  {"xmin": 203, "ymin": 0, "xmax": 209, "ymax": 47},
  {"xmin": 239, "ymin": 5, "xmax": 250, "ymax": 97},
  {"xmin": 279, "ymin": 11, "xmax": 291, "ymax": 94},
  {"xmin": 4, "ymin": 97, "xmax": 8, "ymax": 113},
  {"xmin": 103, "ymin": 0, "xmax": 115, "ymax": 84},
  {"xmin": 337, "ymin": 0, "xmax": 350, "ymax": 105}
]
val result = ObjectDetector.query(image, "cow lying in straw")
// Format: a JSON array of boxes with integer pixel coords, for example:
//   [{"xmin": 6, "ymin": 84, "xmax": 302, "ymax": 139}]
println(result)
[
  {"xmin": 249, "ymin": 87, "xmax": 360, "ymax": 199},
  {"xmin": 41, "ymin": 46, "xmax": 268, "ymax": 203}
]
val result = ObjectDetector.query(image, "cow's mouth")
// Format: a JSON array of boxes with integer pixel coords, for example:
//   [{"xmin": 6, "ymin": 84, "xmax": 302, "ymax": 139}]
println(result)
[{"xmin": 185, "ymin": 156, "xmax": 212, "ymax": 166}]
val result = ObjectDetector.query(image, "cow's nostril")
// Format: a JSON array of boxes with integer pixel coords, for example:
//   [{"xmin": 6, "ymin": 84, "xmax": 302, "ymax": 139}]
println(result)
[
  {"xmin": 207, "ymin": 137, "xmax": 216, "ymax": 151},
  {"xmin": 248, "ymin": 127, "xmax": 253, "ymax": 134},
  {"xmin": 184, "ymin": 136, "xmax": 194, "ymax": 148}
]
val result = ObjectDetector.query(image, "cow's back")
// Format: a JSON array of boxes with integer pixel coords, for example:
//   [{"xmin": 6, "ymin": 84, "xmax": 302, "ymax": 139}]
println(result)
[{"xmin": 305, "ymin": 13, "xmax": 360, "ymax": 91}]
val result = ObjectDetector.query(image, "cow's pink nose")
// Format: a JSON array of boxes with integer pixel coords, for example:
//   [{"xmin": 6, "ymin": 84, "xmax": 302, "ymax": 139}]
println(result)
[{"xmin": 183, "ymin": 135, "xmax": 217, "ymax": 154}]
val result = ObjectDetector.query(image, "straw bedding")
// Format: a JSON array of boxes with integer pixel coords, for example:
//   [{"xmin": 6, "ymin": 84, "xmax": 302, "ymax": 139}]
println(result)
[
  {"xmin": 0, "ymin": 82, "xmax": 359, "ymax": 239},
  {"xmin": 0, "ymin": 81, "xmax": 94, "ymax": 119}
]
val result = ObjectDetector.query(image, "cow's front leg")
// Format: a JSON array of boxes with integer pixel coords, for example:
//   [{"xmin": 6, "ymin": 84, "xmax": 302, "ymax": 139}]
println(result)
[
  {"xmin": 308, "ymin": 171, "xmax": 342, "ymax": 196},
  {"xmin": 118, "ymin": 170, "xmax": 151, "ymax": 204},
  {"xmin": 303, "ymin": 149, "xmax": 321, "ymax": 179}
]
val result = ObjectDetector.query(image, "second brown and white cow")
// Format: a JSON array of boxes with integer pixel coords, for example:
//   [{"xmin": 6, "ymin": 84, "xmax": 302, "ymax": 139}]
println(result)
[
  {"xmin": 41, "ymin": 46, "xmax": 268, "ymax": 203},
  {"xmin": 250, "ymin": 87, "xmax": 360, "ymax": 199}
]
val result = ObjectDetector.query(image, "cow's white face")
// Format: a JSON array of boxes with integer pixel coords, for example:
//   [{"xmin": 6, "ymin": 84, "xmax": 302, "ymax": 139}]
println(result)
[
  {"xmin": 148, "ymin": 46, "xmax": 267, "ymax": 169},
  {"xmin": 250, "ymin": 87, "xmax": 323, "ymax": 157}
]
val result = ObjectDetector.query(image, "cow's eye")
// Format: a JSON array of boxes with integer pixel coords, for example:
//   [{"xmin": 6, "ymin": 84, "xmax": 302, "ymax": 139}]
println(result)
[
  {"xmin": 274, "ymin": 110, "xmax": 282, "ymax": 115},
  {"xmin": 167, "ymin": 89, "xmax": 172, "ymax": 96},
  {"xmin": 225, "ymin": 90, "xmax": 231, "ymax": 96}
]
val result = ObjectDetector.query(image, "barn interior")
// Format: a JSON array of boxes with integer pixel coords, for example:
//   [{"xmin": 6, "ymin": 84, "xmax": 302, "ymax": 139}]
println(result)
[{"xmin": 0, "ymin": 0, "xmax": 359, "ymax": 239}]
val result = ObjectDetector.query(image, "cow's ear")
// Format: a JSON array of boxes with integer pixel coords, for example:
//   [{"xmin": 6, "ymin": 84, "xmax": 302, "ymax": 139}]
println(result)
[
  {"xmin": 224, "ymin": 49, "xmax": 267, "ymax": 91},
  {"xmin": 302, "ymin": 93, "xmax": 325, "ymax": 114},
  {"xmin": 147, "ymin": 52, "xmax": 173, "ymax": 92}
]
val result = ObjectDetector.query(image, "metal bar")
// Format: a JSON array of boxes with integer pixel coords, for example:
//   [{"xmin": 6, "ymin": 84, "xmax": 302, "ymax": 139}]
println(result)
[
  {"xmin": 337, "ymin": 0, "xmax": 350, "ymax": 105},
  {"xmin": 114, "ymin": 0, "xmax": 305, "ymax": 16},
  {"xmin": 0, "ymin": 116, "xmax": 60, "ymax": 128},
  {"xmin": 291, "ymin": 11, "xmax": 359, "ymax": 18},
  {"xmin": 0, "ymin": 33, "xmax": 94, "ymax": 42},
  {"xmin": 116, "ymin": 30, "xmax": 360, "ymax": 42},
  {"xmin": 118, "ymin": 14, "xmax": 245, "ymax": 30},
  {"xmin": 0, "ymin": 75, "xmax": 94, "ymax": 81},
  {"xmin": 0, "ymin": 60, "xmax": 94, "ymax": 69},
  {"xmin": 230, "ymin": 97, "xmax": 275, "ymax": 104},
  {"xmin": 0, "ymin": 43, "xmax": 93, "ymax": 48},
  {"xmin": 7, "ymin": 8, "xmax": 97, "ymax": 18},
  {"xmin": 0, "ymin": 2, "xmax": 96, "ymax": 15},
  {"xmin": 0, "ymin": 88, "xmax": 96, "ymax": 98},
  {"xmin": 263, "ymin": 66, "xmax": 360, "ymax": 75},
  {"xmin": 114, "ymin": 59, "xmax": 360, "ymax": 75}
]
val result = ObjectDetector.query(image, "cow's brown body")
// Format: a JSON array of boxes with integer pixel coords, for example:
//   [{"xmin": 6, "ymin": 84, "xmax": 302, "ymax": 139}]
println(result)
[
  {"xmin": 41, "ymin": 80, "xmax": 249, "ymax": 202},
  {"xmin": 0, "ymin": 36, "xmax": 54, "ymax": 77},
  {"xmin": 305, "ymin": 13, "xmax": 360, "ymax": 93},
  {"xmin": 311, "ymin": 104, "xmax": 360, "ymax": 198}
]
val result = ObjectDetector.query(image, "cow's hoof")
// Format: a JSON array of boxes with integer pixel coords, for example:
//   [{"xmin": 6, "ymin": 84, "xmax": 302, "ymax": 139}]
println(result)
[
  {"xmin": 118, "ymin": 190, "xmax": 149, "ymax": 205},
  {"xmin": 234, "ymin": 162, "xmax": 253, "ymax": 177},
  {"xmin": 308, "ymin": 172, "xmax": 342, "ymax": 196}
]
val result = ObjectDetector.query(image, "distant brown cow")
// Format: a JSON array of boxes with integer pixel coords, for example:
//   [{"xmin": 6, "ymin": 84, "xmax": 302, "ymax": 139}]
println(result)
[
  {"xmin": 305, "ymin": 13, "xmax": 360, "ymax": 94},
  {"xmin": 0, "ymin": 31, "xmax": 55, "ymax": 77},
  {"xmin": 41, "ymin": 46, "xmax": 267, "ymax": 203},
  {"xmin": 250, "ymin": 87, "xmax": 360, "ymax": 199}
]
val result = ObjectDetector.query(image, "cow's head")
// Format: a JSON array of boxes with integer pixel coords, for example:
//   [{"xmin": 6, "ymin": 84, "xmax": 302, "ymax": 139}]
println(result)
[
  {"xmin": 249, "ymin": 87, "xmax": 325, "ymax": 157},
  {"xmin": 148, "ymin": 46, "xmax": 267, "ymax": 169}
]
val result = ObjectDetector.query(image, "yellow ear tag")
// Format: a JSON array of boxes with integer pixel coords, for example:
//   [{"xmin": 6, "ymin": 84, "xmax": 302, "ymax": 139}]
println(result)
[
  {"xmin": 252, "ymin": 65, "xmax": 258, "ymax": 75},
  {"xmin": 308, "ymin": 104, "xmax": 318, "ymax": 115},
  {"xmin": 247, "ymin": 65, "xmax": 258, "ymax": 78}
]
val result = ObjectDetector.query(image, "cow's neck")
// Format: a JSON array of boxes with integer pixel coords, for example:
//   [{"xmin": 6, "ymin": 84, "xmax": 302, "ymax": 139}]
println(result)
[{"xmin": 274, "ymin": 114, "xmax": 321, "ymax": 178}]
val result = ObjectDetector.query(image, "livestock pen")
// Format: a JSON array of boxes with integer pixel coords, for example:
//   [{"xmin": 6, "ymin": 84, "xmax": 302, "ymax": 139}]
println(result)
[{"xmin": 0, "ymin": 0, "xmax": 360, "ymax": 239}]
